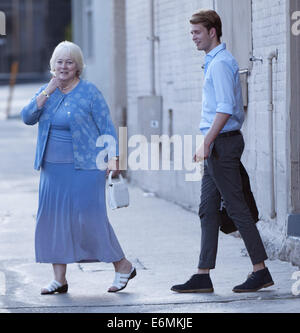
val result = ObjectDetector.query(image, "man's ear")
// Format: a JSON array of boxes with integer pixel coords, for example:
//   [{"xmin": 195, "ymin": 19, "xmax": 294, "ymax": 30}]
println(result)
[{"xmin": 209, "ymin": 27, "xmax": 217, "ymax": 39}]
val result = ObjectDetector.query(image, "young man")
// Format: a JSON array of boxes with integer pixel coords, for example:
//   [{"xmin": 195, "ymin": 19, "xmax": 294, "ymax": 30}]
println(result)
[{"xmin": 171, "ymin": 9, "xmax": 274, "ymax": 293}]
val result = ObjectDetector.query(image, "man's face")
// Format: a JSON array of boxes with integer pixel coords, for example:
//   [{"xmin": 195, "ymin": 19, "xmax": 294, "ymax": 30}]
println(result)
[{"xmin": 190, "ymin": 23, "xmax": 214, "ymax": 53}]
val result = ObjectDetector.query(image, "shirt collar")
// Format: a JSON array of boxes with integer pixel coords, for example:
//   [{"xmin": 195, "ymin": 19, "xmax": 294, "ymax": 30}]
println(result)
[
  {"xmin": 205, "ymin": 42, "xmax": 226, "ymax": 61},
  {"xmin": 204, "ymin": 43, "xmax": 226, "ymax": 74}
]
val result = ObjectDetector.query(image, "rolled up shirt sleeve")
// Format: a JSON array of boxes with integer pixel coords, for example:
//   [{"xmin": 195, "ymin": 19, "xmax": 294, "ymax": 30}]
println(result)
[{"xmin": 210, "ymin": 60, "xmax": 236, "ymax": 116}]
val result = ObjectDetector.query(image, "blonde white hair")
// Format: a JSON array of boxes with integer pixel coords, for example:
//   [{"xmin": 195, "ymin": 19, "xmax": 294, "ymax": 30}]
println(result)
[{"xmin": 50, "ymin": 41, "xmax": 85, "ymax": 77}]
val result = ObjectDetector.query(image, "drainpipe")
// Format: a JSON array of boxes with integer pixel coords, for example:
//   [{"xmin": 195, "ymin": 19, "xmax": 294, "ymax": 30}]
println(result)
[
  {"xmin": 268, "ymin": 49, "xmax": 278, "ymax": 219},
  {"xmin": 148, "ymin": 0, "xmax": 158, "ymax": 96}
]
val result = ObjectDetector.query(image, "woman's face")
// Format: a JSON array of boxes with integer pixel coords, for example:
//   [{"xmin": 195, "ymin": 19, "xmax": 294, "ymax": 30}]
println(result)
[{"xmin": 54, "ymin": 53, "xmax": 78, "ymax": 81}]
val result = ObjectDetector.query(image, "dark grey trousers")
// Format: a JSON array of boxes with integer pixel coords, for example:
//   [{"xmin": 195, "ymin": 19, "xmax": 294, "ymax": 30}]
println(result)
[{"xmin": 198, "ymin": 133, "xmax": 268, "ymax": 269}]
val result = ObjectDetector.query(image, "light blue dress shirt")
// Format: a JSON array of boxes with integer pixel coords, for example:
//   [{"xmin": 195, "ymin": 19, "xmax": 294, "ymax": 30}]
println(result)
[{"xmin": 200, "ymin": 43, "xmax": 244, "ymax": 136}]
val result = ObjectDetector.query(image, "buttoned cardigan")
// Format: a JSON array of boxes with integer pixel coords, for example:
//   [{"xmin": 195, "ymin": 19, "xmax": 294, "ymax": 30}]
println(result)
[{"xmin": 21, "ymin": 79, "xmax": 119, "ymax": 171}]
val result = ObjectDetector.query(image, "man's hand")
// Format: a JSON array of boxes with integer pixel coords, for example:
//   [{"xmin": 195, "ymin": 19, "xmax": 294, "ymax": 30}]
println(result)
[
  {"xmin": 194, "ymin": 113, "xmax": 231, "ymax": 163},
  {"xmin": 193, "ymin": 142, "xmax": 210, "ymax": 162}
]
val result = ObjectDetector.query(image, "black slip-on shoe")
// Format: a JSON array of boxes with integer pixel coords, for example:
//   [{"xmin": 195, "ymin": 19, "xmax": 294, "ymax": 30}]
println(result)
[
  {"xmin": 232, "ymin": 267, "xmax": 274, "ymax": 293},
  {"xmin": 171, "ymin": 274, "xmax": 214, "ymax": 293}
]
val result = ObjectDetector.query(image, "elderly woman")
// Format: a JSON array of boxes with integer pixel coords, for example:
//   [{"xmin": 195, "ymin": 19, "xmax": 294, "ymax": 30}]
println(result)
[{"xmin": 21, "ymin": 41, "xmax": 136, "ymax": 294}]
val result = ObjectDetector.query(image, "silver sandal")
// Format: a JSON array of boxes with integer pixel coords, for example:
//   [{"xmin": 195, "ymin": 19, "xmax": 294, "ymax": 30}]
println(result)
[
  {"xmin": 41, "ymin": 280, "xmax": 68, "ymax": 295},
  {"xmin": 108, "ymin": 267, "xmax": 136, "ymax": 292}
]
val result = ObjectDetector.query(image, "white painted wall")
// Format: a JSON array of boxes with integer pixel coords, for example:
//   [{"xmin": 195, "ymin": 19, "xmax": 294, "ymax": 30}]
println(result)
[
  {"xmin": 125, "ymin": 0, "xmax": 291, "ymax": 258},
  {"xmin": 243, "ymin": 0, "xmax": 289, "ymax": 251},
  {"xmin": 73, "ymin": 0, "xmax": 297, "ymax": 263}
]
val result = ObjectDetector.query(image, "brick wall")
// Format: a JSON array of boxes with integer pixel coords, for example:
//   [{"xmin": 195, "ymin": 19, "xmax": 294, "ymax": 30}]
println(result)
[
  {"xmin": 126, "ymin": 0, "xmax": 211, "ymax": 209},
  {"xmin": 125, "ymin": 0, "xmax": 290, "ymax": 257},
  {"xmin": 244, "ymin": 0, "xmax": 289, "ymax": 250}
]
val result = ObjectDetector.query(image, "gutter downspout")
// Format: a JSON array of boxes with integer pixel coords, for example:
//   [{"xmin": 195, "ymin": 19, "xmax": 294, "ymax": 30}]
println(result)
[
  {"xmin": 148, "ymin": 0, "xmax": 158, "ymax": 96},
  {"xmin": 268, "ymin": 49, "xmax": 278, "ymax": 219}
]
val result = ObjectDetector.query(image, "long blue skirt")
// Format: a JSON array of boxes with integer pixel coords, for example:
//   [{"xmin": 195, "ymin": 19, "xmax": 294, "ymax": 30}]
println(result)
[{"xmin": 35, "ymin": 161, "xmax": 125, "ymax": 264}]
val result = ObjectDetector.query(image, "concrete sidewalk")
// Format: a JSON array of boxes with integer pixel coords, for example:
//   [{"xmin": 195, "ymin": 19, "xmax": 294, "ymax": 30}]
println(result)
[
  {"xmin": 0, "ymin": 85, "xmax": 299, "ymax": 313},
  {"xmin": 0, "ymin": 82, "xmax": 45, "ymax": 120}
]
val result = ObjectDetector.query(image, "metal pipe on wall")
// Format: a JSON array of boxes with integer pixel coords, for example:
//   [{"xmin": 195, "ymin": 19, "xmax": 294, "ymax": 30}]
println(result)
[
  {"xmin": 149, "ymin": 0, "xmax": 157, "ymax": 96},
  {"xmin": 268, "ymin": 49, "xmax": 278, "ymax": 219}
]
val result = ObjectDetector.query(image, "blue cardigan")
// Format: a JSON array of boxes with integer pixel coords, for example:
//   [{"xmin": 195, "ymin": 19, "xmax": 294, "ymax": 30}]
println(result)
[{"xmin": 21, "ymin": 79, "xmax": 119, "ymax": 171}]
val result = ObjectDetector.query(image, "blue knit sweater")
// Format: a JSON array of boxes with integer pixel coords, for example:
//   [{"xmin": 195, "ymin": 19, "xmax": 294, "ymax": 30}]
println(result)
[{"xmin": 21, "ymin": 79, "xmax": 119, "ymax": 170}]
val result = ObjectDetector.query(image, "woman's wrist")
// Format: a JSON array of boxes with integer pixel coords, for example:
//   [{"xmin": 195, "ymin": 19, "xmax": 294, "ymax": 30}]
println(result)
[
  {"xmin": 36, "ymin": 92, "xmax": 48, "ymax": 109},
  {"xmin": 41, "ymin": 90, "xmax": 51, "ymax": 99}
]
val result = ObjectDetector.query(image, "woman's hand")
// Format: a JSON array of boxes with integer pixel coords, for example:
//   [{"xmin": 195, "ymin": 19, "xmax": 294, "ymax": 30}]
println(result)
[
  {"xmin": 36, "ymin": 76, "xmax": 60, "ymax": 109},
  {"xmin": 106, "ymin": 158, "xmax": 120, "ymax": 177},
  {"xmin": 45, "ymin": 76, "xmax": 61, "ymax": 95}
]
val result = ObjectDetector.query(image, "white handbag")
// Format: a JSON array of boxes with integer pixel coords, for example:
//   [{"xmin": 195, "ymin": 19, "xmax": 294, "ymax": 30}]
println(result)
[{"xmin": 107, "ymin": 171, "xmax": 130, "ymax": 210}]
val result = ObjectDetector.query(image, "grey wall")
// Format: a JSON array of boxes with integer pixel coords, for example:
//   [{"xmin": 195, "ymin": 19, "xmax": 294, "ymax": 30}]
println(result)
[{"xmin": 72, "ymin": 0, "xmax": 127, "ymax": 128}]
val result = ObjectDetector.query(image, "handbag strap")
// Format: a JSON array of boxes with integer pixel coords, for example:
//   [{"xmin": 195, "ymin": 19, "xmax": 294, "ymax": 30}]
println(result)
[{"xmin": 108, "ymin": 171, "xmax": 124, "ymax": 185}]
